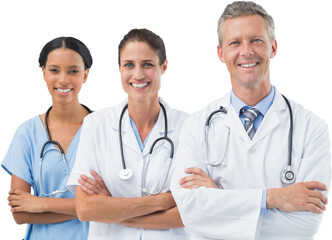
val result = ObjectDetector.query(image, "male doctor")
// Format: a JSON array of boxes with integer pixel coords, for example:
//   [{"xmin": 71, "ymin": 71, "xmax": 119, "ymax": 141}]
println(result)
[{"xmin": 170, "ymin": 1, "xmax": 331, "ymax": 239}]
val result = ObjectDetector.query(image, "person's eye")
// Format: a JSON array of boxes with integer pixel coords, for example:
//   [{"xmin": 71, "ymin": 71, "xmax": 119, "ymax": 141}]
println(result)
[
  {"xmin": 69, "ymin": 69, "xmax": 79, "ymax": 74},
  {"xmin": 143, "ymin": 63, "xmax": 153, "ymax": 67},
  {"xmin": 253, "ymin": 39, "xmax": 263, "ymax": 43},
  {"xmin": 230, "ymin": 41, "xmax": 240, "ymax": 46},
  {"xmin": 49, "ymin": 68, "xmax": 59, "ymax": 73},
  {"xmin": 124, "ymin": 63, "xmax": 134, "ymax": 68}
]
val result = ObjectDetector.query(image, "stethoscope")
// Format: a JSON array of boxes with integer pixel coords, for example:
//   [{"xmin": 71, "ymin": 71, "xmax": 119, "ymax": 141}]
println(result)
[
  {"xmin": 205, "ymin": 95, "xmax": 295, "ymax": 185},
  {"xmin": 118, "ymin": 102, "xmax": 174, "ymax": 195},
  {"xmin": 39, "ymin": 104, "xmax": 92, "ymax": 196}
]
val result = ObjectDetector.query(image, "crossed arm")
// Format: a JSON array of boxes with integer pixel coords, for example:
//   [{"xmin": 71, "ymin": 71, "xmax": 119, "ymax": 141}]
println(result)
[
  {"xmin": 76, "ymin": 170, "xmax": 184, "ymax": 229},
  {"xmin": 180, "ymin": 167, "xmax": 328, "ymax": 214},
  {"xmin": 79, "ymin": 166, "xmax": 328, "ymax": 231},
  {"xmin": 8, "ymin": 175, "xmax": 77, "ymax": 224}
]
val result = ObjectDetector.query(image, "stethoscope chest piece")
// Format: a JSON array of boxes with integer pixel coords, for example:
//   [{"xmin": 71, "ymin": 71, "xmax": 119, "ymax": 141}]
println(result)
[
  {"xmin": 280, "ymin": 166, "xmax": 295, "ymax": 184},
  {"xmin": 119, "ymin": 168, "xmax": 133, "ymax": 180}
]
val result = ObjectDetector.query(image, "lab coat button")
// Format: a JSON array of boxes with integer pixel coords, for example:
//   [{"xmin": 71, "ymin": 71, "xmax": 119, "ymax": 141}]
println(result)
[{"xmin": 249, "ymin": 147, "xmax": 256, "ymax": 153}]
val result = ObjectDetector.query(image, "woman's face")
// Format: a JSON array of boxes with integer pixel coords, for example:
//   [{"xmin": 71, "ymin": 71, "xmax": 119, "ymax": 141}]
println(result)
[
  {"xmin": 42, "ymin": 48, "xmax": 89, "ymax": 105},
  {"xmin": 119, "ymin": 41, "xmax": 167, "ymax": 104}
]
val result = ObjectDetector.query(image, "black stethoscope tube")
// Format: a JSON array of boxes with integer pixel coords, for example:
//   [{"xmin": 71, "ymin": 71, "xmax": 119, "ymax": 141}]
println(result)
[
  {"xmin": 282, "ymin": 95, "xmax": 293, "ymax": 167},
  {"xmin": 118, "ymin": 102, "xmax": 174, "ymax": 172},
  {"xmin": 119, "ymin": 104, "xmax": 128, "ymax": 170},
  {"xmin": 40, "ymin": 104, "xmax": 92, "ymax": 158},
  {"xmin": 205, "ymin": 106, "xmax": 228, "ymax": 127}
]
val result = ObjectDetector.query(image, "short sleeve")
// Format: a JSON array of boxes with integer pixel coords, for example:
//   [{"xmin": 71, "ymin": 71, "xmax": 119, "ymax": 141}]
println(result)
[
  {"xmin": 67, "ymin": 115, "xmax": 100, "ymax": 193},
  {"xmin": 2, "ymin": 123, "xmax": 33, "ymax": 186}
]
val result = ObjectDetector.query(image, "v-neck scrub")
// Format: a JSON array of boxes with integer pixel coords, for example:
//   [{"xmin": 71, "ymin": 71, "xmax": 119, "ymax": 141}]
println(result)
[{"xmin": 2, "ymin": 116, "xmax": 89, "ymax": 240}]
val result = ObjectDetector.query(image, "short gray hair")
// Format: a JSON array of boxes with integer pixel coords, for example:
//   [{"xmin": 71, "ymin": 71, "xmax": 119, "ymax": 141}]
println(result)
[{"xmin": 217, "ymin": 1, "xmax": 275, "ymax": 46}]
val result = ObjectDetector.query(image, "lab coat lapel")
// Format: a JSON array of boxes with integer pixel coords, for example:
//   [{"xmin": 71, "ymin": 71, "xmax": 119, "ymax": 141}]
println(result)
[
  {"xmin": 142, "ymin": 100, "xmax": 175, "ymax": 157},
  {"xmin": 251, "ymin": 90, "xmax": 286, "ymax": 145},
  {"xmin": 142, "ymin": 122, "xmax": 162, "ymax": 157},
  {"xmin": 222, "ymin": 90, "xmax": 287, "ymax": 145},
  {"xmin": 111, "ymin": 100, "xmax": 142, "ymax": 155},
  {"xmin": 219, "ymin": 93, "xmax": 250, "ymax": 142},
  {"xmin": 224, "ymin": 106, "xmax": 251, "ymax": 142},
  {"xmin": 121, "ymin": 112, "xmax": 142, "ymax": 155}
]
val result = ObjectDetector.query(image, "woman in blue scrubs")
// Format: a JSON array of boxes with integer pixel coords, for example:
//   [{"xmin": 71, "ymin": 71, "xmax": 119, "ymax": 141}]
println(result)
[{"xmin": 2, "ymin": 37, "xmax": 92, "ymax": 240}]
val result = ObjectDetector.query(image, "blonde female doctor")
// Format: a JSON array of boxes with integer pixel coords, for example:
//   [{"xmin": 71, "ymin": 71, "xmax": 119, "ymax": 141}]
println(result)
[{"xmin": 67, "ymin": 28, "xmax": 189, "ymax": 240}]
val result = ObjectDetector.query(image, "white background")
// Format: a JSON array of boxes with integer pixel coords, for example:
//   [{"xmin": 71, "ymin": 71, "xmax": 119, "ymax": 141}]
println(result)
[{"xmin": 0, "ymin": 0, "xmax": 331, "ymax": 239}]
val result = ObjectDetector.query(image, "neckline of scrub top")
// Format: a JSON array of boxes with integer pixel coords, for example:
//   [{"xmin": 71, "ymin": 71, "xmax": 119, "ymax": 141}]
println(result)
[
  {"xmin": 37, "ymin": 115, "xmax": 83, "ymax": 158},
  {"xmin": 129, "ymin": 117, "xmax": 156, "ymax": 152}
]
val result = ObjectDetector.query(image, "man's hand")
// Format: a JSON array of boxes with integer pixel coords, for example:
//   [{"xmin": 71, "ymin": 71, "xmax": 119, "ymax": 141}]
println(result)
[{"xmin": 267, "ymin": 181, "xmax": 328, "ymax": 214}]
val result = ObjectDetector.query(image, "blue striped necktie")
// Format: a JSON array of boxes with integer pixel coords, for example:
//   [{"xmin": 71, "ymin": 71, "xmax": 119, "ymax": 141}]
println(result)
[{"xmin": 242, "ymin": 108, "xmax": 260, "ymax": 139}]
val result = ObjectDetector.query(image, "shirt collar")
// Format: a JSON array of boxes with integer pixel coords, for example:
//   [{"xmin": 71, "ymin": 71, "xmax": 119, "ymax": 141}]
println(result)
[{"xmin": 230, "ymin": 86, "xmax": 275, "ymax": 116}]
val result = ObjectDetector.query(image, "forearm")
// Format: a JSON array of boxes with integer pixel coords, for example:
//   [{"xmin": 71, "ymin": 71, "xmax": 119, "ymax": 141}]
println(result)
[
  {"xmin": 40, "ymin": 197, "xmax": 76, "ymax": 216},
  {"xmin": 12, "ymin": 212, "xmax": 76, "ymax": 224},
  {"xmin": 76, "ymin": 187, "xmax": 175, "ymax": 224},
  {"xmin": 119, "ymin": 207, "xmax": 184, "ymax": 229},
  {"xmin": 9, "ymin": 176, "xmax": 77, "ymax": 217}
]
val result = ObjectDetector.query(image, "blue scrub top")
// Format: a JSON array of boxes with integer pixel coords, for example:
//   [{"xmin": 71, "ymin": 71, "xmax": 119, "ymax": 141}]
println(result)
[{"xmin": 2, "ymin": 116, "xmax": 88, "ymax": 240}]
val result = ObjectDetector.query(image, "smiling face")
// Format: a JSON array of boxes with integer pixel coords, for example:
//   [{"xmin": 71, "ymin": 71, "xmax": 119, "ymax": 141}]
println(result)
[
  {"xmin": 119, "ymin": 41, "xmax": 167, "ymax": 104},
  {"xmin": 217, "ymin": 14, "xmax": 277, "ymax": 92},
  {"xmin": 42, "ymin": 48, "xmax": 89, "ymax": 105}
]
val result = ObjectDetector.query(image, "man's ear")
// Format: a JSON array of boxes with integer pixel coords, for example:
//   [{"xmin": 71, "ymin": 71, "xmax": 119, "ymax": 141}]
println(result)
[
  {"xmin": 270, "ymin": 40, "xmax": 277, "ymax": 58},
  {"xmin": 217, "ymin": 45, "xmax": 226, "ymax": 63}
]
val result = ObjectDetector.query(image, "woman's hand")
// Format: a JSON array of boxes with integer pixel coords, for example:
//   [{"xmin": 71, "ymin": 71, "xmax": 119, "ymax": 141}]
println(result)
[
  {"xmin": 78, "ymin": 170, "xmax": 111, "ymax": 196},
  {"xmin": 179, "ymin": 167, "xmax": 219, "ymax": 189},
  {"xmin": 8, "ymin": 189, "xmax": 43, "ymax": 213}
]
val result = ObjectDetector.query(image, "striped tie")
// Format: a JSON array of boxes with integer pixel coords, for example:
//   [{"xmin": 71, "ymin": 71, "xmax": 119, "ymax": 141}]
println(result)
[{"xmin": 242, "ymin": 108, "xmax": 260, "ymax": 139}]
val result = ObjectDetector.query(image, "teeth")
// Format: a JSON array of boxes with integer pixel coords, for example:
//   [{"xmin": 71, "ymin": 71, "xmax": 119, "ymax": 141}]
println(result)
[
  {"xmin": 241, "ymin": 63, "xmax": 258, "ymax": 68},
  {"xmin": 131, "ymin": 83, "xmax": 149, "ymax": 88},
  {"xmin": 57, "ymin": 88, "xmax": 71, "ymax": 93}
]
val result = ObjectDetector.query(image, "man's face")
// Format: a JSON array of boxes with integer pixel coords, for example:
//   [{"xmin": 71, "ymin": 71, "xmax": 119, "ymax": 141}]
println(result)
[{"xmin": 217, "ymin": 15, "xmax": 277, "ymax": 90}]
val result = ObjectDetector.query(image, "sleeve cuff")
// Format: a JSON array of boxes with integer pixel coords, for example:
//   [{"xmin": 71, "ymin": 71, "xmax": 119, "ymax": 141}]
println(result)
[{"xmin": 260, "ymin": 189, "xmax": 267, "ymax": 215}]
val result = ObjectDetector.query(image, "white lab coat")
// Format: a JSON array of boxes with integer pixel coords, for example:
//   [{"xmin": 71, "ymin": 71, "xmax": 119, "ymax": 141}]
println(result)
[
  {"xmin": 170, "ymin": 89, "xmax": 331, "ymax": 240},
  {"xmin": 67, "ymin": 98, "xmax": 189, "ymax": 240}
]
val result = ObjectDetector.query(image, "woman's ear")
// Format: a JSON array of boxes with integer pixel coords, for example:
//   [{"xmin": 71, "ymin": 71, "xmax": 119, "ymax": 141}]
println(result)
[
  {"xmin": 161, "ymin": 60, "xmax": 168, "ymax": 75},
  {"xmin": 83, "ymin": 69, "xmax": 90, "ymax": 83},
  {"xmin": 42, "ymin": 66, "xmax": 46, "ymax": 81}
]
